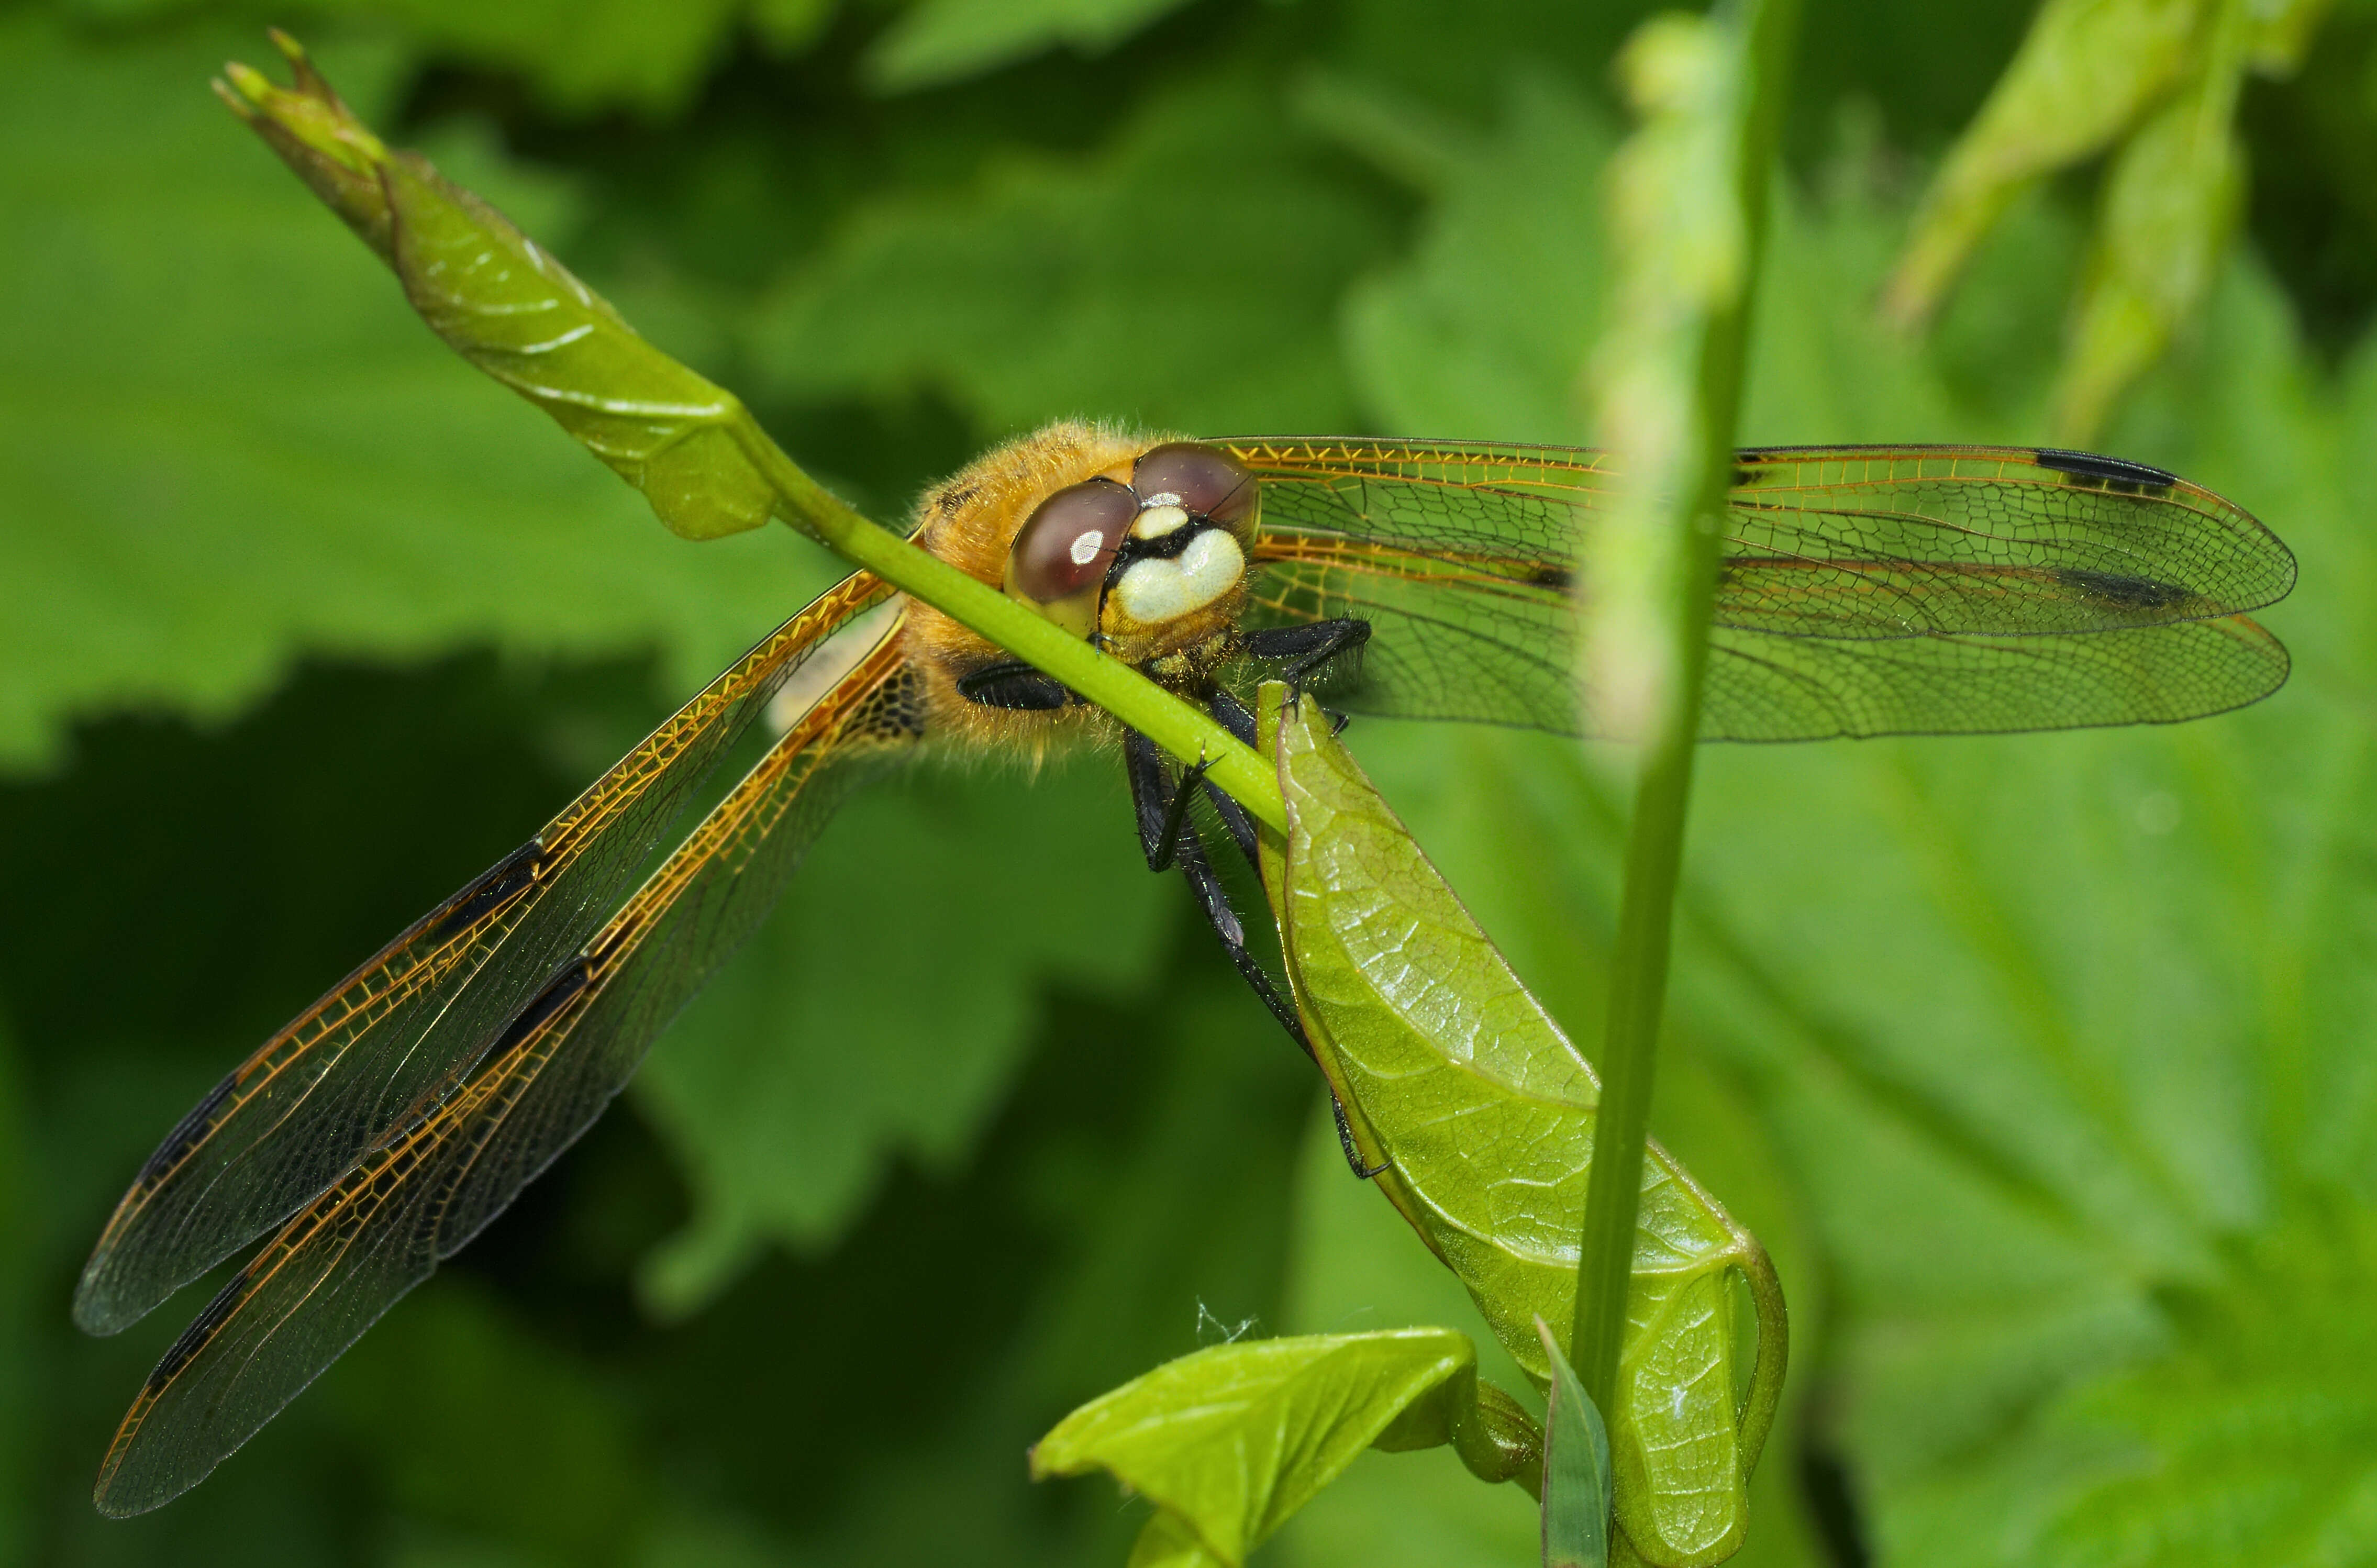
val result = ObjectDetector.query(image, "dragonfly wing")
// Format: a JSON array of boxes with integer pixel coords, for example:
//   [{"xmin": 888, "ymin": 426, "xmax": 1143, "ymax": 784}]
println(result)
[
  {"xmin": 74, "ymin": 574, "xmax": 895, "ymax": 1337},
  {"xmin": 91, "ymin": 606, "xmax": 920, "ymax": 1517},
  {"xmin": 1721, "ymin": 445, "xmax": 2296, "ymax": 637},
  {"xmin": 1224, "ymin": 438, "xmax": 2295, "ymax": 737},
  {"xmin": 1230, "ymin": 439, "xmax": 1588, "ymax": 730},
  {"xmin": 1704, "ymin": 614, "xmax": 2290, "ymax": 740}
]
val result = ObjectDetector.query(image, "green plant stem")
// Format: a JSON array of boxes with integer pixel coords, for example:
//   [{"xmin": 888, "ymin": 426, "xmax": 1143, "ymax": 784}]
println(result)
[
  {"xmin": 730, "ymin": 425, "xmax": 1287, "ymax": 833},
  {"xmin": 1568, "ymin": 0, "xmax": 1801, "ymax": 1417}
]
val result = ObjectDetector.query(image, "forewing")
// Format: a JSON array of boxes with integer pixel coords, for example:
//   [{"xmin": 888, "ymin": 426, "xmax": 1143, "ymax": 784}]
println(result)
[
  {"xmin": 1228, "ymin": 438, "xmax": 1594, "ymax": 731},
  {"xmin": 91, "ymin": 606, "xmax": 921, "ymax": 1518},
  {"xmin": 75, "ymin": 573, "xmax": 894, "ymax": 1337},
  {"xmin": 1222, "ymin": 438, "xmax": 2295, "ymax": 738},
  {"xmin": 1720, "ymin": 445, "xmax": 2295, "ymax": 637}
]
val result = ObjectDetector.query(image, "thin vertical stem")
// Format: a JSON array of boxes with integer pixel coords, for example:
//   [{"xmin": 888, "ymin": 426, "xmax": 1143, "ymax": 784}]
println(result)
[{"xmin": 1569, "ymin": 0, "xmax": 1801, "ymax": 1418}]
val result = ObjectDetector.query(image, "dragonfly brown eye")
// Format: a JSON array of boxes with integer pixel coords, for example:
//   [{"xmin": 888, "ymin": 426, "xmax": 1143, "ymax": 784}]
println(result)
[
  {"xmin": 1131, "ymin": 443, "xmax": 1258, "ymax": 536},
  {"xmin": 1004, "ymin": 477, "xmax": 1137, "ymax": 637}
]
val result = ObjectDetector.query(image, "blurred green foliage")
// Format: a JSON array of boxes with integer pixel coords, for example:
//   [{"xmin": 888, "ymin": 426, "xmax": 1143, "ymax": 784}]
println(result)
[{"xmin": 5, "ymin": 0, "xmax": 2377, "ymax": 1565}]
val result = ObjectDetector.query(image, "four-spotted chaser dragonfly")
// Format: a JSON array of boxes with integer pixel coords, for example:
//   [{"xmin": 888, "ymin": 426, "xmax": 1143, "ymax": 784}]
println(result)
[{"xmin": 75, "ymin": 422, "xmax": 2294, "ymax": 1514}]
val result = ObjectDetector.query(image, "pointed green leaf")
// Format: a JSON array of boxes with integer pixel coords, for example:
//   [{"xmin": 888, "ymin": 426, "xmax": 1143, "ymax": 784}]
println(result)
[
  {"xmin": 220, "ymin": 34, "xmax": 776, "ymax": 541},
  {"xmin": 1256, "ymin": 688, "xmax": 1787, "ymax": 1568},
  {"xmin": 2050, "ymin": 5, "xmax": 2247, "ymax": 442},
  {"xmin": 1537, "ymin": 1318, "xmax": 1615, "ymax": 1568},
  {"xmin": 1032, "ymin": 1328, "xmax": 1538, "ymax": 1568},
  {"xmin": 1880, "ymin": 0, "xmax": 2209, "ymax": 329}
]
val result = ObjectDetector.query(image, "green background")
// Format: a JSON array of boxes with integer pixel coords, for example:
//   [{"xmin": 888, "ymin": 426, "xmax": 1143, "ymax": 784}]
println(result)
[{"xmin": 5, "ymin": 0, "xmax": 2376, "ymax": 1564}]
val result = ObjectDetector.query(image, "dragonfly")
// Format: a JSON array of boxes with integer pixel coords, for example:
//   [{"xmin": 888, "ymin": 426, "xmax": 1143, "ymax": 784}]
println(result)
[{"xmin": 75, "ymin": 422, "xmax": 2294, "ymax": 1515}]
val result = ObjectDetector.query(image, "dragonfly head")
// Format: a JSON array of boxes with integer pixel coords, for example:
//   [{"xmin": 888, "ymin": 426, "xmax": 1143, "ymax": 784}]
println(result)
[{"xmin": 1000, "ymin": 442, "xmax": 1261, "ymax": 648}]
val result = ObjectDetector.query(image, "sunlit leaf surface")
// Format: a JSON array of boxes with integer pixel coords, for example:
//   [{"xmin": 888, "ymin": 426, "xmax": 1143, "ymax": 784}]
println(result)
[
  {"xmin": 1261, "ymin": 690, "xmax": 1782, "ymax": 1568},
  {"xmin": 1033, "ymin": 1327, "xmax": 1526, "ymax": 1568}
]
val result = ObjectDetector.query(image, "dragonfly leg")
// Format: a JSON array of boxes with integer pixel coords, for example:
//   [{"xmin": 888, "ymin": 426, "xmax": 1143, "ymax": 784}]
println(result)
[
  {"xmin": 1241, "ymin": 617, "xmax": 1372, "ymax": 694},
  {"xmin": 1124, "ymin": 728, "xmax": 1388, "ymax": 1181},
  {"xmin": 1127, "ymin": 727, "xmax": 1215, "ymax": 874},
  {"xmin": 956, "ymin": 659, "xmax": 1075, "ymax": 710},
  {"xmin": 1199, "ymin": 689, "xmax": 1263, "ymax": 868}
]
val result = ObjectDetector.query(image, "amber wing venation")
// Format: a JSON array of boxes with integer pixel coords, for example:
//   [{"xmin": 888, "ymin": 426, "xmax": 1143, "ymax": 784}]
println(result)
[
  {"xmin": 92, "ymin": 613, "xmax": 921, "ymax": 1519},
  {"xmin": 74, "ymin": 572, "xmax": 894, "ymax": 1339},
  {"xmin": 1225, "ymin": 437, "xmax": 2295, "ymax": 738},
  {"xmin": 1228, "ymin": 439, "xmax": 1593, "ymax": 731},
  {"xmin": 1721, "ymin": 445, "xmax": 2297, "ymax": 638},
  {"xmin": 1703, "ymin": 613, "xmax": 2290, "ymax": 740}
]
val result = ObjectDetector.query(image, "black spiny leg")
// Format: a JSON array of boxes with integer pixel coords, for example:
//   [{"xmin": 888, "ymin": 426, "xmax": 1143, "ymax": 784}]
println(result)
[
  {"xmin": 1124, "ymin": 728, "xmax": 1388, "ymax": 1180},
  {"xmin": 1242, "ymin": 617, "xmax": 1371, "ymax": 694},
  {"xmin": 1198, "ymin": 689, "xmax": 1264, "ymax": 869}
]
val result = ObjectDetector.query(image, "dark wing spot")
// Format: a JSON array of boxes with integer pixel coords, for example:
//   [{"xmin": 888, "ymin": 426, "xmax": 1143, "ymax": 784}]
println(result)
[
  {"xmin": 131, "ymin": 1074, "xmax": 241, "ymax": 1191},
  {"xmin": 2034, "ymin": 448, "xmax": 2178, "ymax": 492},
  {"xmin": 1528, "ymin": 564, "xmax": 1575, "ymax": 590},
  {"xmin": 420, "ymin": 839, "xmax": 546, "ymax": 946},
  {"xmin": 2057, "ymin": 566, "xmax": 2190, "ymax": 608},
  {"xmin": 479, "ymin": 958, "xmax": 593, "ymax": 1065},
  {"xmin": 146, "ymin": 1267, "xmax": 251, "ymax": 1389}
]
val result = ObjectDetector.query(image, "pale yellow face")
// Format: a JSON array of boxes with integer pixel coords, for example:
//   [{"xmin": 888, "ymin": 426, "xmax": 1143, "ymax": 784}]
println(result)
[{"xmin": 997, "ymin": 440, "xmax": 1262, "ymax": 664}]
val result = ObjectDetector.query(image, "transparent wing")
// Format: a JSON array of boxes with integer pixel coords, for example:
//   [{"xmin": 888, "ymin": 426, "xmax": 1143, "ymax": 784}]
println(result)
[
  {"xmin": 1221, "ymin": 438, "xmax": 2295, "ymax": 738},
  {"xmin": 1704, "ymin": 615, "xmax": 2289, "ymax": 741},
  {"xmin": 91, "ymin": 603, "xmax": 921, "ymax": 1517},
  {"xmin": 74, "ymin": 573, "xmax": 894, "ymax": 1337}
]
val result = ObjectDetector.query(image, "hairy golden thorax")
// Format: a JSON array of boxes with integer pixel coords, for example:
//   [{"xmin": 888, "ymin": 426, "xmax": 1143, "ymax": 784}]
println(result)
[{"xmin": 899, "ymin": 420, "xmax": 1257, "ymax": 752}]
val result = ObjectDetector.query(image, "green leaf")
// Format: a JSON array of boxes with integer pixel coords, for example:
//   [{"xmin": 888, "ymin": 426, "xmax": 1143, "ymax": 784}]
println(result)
[
  {"xmin": 744, "ymin": 73, "xmax": 1388, "ymax": 438},
  {"xmin": 1127, "ymin": 1510, "xmax": 1228, "ymax": 1568},
  {"xmin": 631, "ymin": 760, "xmax": 1172, "ymax": 1313},
  {"xmin": 1311, "ymin": 728, "xmax": 1831, "ymax": 1568},
  {"xmin": 1271, "ymin": 1096, "xmax": 1551, "ymax": 1567},
  {"xmin": 865, "ymin": 0, "xmax": 1201, "ymax": 92},
  {"xmin": 1032, "ymin": 1327, "xmax": 1533, "ymax": 1568},
  {"xmin": 0, "ymin": 16, "xmax": 830, "ymax": 770},
  {"xmin": 1537, "ymin": 1318, "xmax": 1615, "ymax": 1568},
  {"xmin": 1880, "ymin": 0, "xmax": 2209, "ymax": 330},
  {"xmin": 2050, "ymin": 5, "xmax": 2246, "ymax": 442},
  {"xmin": 221, "ymin": 34, "xmax": 781, "ymax": 542},
  {"xmin": 1258, "ymin": 689, "xmax": 1785, "ymax": 1568}
]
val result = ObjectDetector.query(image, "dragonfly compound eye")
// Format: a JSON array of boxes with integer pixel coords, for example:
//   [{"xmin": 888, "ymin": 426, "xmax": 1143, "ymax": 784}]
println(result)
[
  {"xmin": 1130, "ymin": 443, "xmax": 1259, "ymax": 537},
  {"xmin": 1004, "ymin": 477, "xmax": 1138, "ymax": 638}
]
